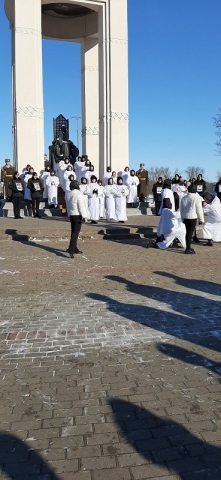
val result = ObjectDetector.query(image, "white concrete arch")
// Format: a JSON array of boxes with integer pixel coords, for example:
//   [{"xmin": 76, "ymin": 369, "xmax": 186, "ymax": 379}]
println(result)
[{"xmin": 4, "ymin": 0, "xmax": 129, "ymax": 177}]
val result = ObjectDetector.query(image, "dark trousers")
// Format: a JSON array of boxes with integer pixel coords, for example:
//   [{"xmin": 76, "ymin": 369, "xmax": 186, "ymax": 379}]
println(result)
[
  {"xmin": 155, "ymin": 201, "xmax": 161, "ymax": 215},
  {"xmin": 183, "ymin": 218, "xmax": 197, "ymax": 250},
  {"xmin": 69, "ymin": 215, "xmax": 82, "ymax": 253},
  {"xmin": 32, "ymin": 197, "xmax": 41, "ymax": 215},
  {"xmin": 13, "ymin": 197, "xmax": 21, "ymax": 217}
]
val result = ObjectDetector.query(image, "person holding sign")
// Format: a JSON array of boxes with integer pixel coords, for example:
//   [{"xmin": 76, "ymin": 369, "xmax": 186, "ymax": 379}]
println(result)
[
  {"xmin": 215, "ymin": 177, "xmax": 221, "ymax": 202},
  {"xmin": 194, "ymin": 174, "xmax": 207, "ymax": 197},
  {"xmin": 8, "ymin": 171, "xmax": 24, "ymax": 219},
  {"xmin": 27, "ymin": 173, "xmax": 44, "ymax": 218},
  {"xmin": 152, "ymin": 177, "xmax": 163, "ymax": 215}
]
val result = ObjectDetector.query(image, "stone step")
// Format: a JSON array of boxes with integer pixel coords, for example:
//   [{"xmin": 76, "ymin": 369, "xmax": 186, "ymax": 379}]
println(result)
[{"xmin": 0, "ymin": 200, "xmax": 156, "ymax": 218}]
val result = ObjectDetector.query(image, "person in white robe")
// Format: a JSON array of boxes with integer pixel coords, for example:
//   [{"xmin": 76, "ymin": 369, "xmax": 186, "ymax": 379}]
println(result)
[
  {"xmin": 202, "ymin": 192, "xmax": 221, "ymax": 245},
  {"xmin": 79, "ymin": 178, "xmax": 90, "ymax": 220},
  {"xmin": 159, "ymin": 179, "xmax": 175, "ymax": 215},
  {"xmin": 41, "ymin": 166, "xmax": 51, "ymax": 200},
  {"xmin": 97, "ymin": 180, "xmax": 105, "ymax": 218},
  {"xmin": 65, "ymin": 174, "xmax": 75, "ymax": 194},
  {"xmin": 74, "ymin": 156, "xmax": 85, "ymax": 183},
  {"xmin": 59, "ymin": 161, "xmax": 73, "ymax": 191},
  {"xmin": 103, "ymin": 166, "xmax": 112, "ymax": 186},
  {"xmin": 81, "ymin": 159, "xmax": 91, "ymax": 178},
  {"xmin": 63, "ymin": 166, "xmax": 76, "ymax": 186},
  {"xmin": 112, "ymin": 171, "xmax": 117, "ymax": 185},
  {"xmin": 156, "ymin": 198, "xmax": 186, "ymax": 250},
  {"xmin": 126, "ymin": 170, "xmax": 140, "ymax": 206},
  {"xmin": 87, "ymin": 175, "xmax": 100, "ymax": 224},
  {"xmin": 122, "ymin": 167, "xmax": 130, "ymax": 185},
  {"xmin": 46, "ymin": 170, "xmax": 59, "ymax": 207},
  {"xmin": 104, "ymin": 178, "xmax": 116, "ymax": 220},
  {"xmin": 85, "ymin": 165, "xmax": 98, "ymax": 184},
  {"xmin": 113, "ymin": 177, "xmax": 129, "ymax": 222}
]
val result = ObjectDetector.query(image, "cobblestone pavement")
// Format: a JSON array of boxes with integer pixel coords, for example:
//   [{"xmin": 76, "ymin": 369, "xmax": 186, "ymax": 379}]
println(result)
[{"xmin": 0, "ymin": 216, "xmax": 221, "ymax": 479}]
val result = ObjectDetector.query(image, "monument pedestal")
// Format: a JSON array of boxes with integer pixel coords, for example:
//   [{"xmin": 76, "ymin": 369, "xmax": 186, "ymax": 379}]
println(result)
[{"xmin": 5, "ymin": 0, "xmax": 129, "ymax": 177}]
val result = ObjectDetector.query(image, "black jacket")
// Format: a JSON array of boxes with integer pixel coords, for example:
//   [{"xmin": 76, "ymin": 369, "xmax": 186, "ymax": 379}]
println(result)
[
  {"xmin": 152, "ymin": 182, "xmax": 163, "ymax": 201},
  {"xmin": 9, "ymin": 178, "xmax": 24, "ymax": 198},
  {"xmin": 215, "ymin": 181, "xmax": 221, "ymax": 197},
  {"xmin": 194, "ymin": 178, "xmax": 207, "ymax": 195},
  {"xmin": 27, "ymin": 178, "xmax": 44, "ymax": 198}
]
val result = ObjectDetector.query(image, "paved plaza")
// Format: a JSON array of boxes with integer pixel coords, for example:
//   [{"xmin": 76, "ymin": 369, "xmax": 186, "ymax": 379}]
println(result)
[{"xmin": 0, "ymin": 215, "xmax": 221, "ymax": 479}]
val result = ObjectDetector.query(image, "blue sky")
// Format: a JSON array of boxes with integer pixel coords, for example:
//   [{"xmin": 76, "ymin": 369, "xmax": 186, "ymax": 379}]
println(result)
[{"xmin": 1, "ymin": 0, "xmax": 221, "ymax": 181}]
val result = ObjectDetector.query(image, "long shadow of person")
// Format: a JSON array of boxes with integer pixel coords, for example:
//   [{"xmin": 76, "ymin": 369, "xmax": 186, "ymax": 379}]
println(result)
[
  {"xmin": 109, "ymin": 398, "xmax": 221, "ymax": 479},
  {"xmin": 158, "ymin": 342, "xmax": 221, "ymax": 382},
  {"xmin": 154, "ymin": 270, "xmax": 221, "ymax": 297},
  {"xmin": 87, "ymin": 274, "xmax": 221, "ymax": 354},
  {"xmin": 5, "ymin": 229, "xmax": 68, "ymax": 258},
  {"xmin": 0, "ymin": 433, "xmax": 60, "ymax": 479}
]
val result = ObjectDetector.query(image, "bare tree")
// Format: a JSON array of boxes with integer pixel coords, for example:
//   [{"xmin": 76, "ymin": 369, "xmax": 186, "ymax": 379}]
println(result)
[
  {"xmin": 148, "ymin": 166, "xmax": 172, "ymax": 182},
  {"xmin": 217, "ymin": 171, "xmax": 221, "ymax": 180},
  {"xmin": 212, "ymin": 109, "xmax": 221, "ymax": 156},
  {"xmin": 184, "ymin": 166, "xmax": 205, "ymax": 179}
]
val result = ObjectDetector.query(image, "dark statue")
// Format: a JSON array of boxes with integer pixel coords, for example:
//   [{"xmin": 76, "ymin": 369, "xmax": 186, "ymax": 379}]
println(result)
[{"xmin": 49, "ymin": 115, "xmax": 79, "ymax": 169}]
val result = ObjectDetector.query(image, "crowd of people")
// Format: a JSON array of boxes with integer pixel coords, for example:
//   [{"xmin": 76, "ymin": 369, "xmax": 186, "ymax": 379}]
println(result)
[
  {"xmin": 150, "ymin": 175, "xmax": 221, "ymax": 254},
  {"xmin": 0, "ymin": 157, "xmax": 147, "ymax": 222},
  {"xmin": 1, "ymin": 157, "xmax": 221, "ymax": 257}
]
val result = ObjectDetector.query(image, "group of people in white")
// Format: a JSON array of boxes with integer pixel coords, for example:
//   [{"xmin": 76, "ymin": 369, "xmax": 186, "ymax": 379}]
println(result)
[
  {"xmin": 152, "ymin": 178, "xmax": 221, "ymax": 254},
  {"xmin": 20, "ymin": 157, "xmax": 140, "ymax": 223}
]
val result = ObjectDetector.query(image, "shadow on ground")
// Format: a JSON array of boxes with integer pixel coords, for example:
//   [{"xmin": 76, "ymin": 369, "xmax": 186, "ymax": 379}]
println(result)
[
  {"xmin": 0, "ymin": 433, "xmax": 59, "ymax": 479},
  {"xmin": 5, "ymin": 229, "xmax": 68, "ymax": 258},
  {"xmin": 86, "ymin": 273, "xmax": 221, "ymax": 354},
  {"xmin": 109, "ymin": 398, "xmax": 221, "ymax": 479}
]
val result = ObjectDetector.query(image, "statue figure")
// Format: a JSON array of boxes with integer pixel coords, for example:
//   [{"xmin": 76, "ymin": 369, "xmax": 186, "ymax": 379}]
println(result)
[{"xmin": 49, "ymin": 122, "xmax": 79, "ymax": 169}]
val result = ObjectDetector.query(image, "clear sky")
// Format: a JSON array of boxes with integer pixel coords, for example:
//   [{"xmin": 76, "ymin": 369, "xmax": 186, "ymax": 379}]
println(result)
[{"xmin": 1, "ymin": 0, "xmax": 221, "ymax": 181}]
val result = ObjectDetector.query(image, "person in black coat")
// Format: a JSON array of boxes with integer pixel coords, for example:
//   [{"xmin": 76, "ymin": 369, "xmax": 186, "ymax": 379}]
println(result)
[
  {"xmin": 27, "ymin": 173, "xmax": 44, "ymax": 218},
  {"xmin": 152, "ymin": 177, "xmax": 163, "ymax": 215},
  {"xmin": 194, "ymin": 174, "xmax": 207, "ymax": 196},
  {"xmin": 215, "ymin": 177, "xmax": 221, "ymax": 201},
  {"xmin": 9, "ymin": 171, "xmax": 24, "ymax": 219}
]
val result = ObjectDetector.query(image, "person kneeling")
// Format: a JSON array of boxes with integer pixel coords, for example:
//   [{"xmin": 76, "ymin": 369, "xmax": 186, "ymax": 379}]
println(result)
[
  {"xmin": 156, "ymin": 198, "xmax": 186, "ymax": 250},
  {"xmin": 202, "ymin": 192, "xmax": 221, "ymax": 246},
  {"xmin": 65, "ymin": 180, "xmax": 87, "ymax": 259}
]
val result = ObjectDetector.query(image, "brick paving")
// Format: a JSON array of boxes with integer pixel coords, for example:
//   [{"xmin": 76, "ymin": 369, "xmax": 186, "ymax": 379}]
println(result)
[{"xmin": 0, "ymin": 215, "xmax": 221, "ymax": 479}]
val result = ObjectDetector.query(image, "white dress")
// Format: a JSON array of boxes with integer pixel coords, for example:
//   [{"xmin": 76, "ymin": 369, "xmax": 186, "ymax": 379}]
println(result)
[
  {"xmin": 98, "ymin": 185, "xmax": 105, "ymax": 218},
  {"xmin": 126, "ymin": 176, "xmax": 139, "ymax": 203},
  {"xmin": 63, "ymin": 170, "xmax": 76, "ymax": 184},
  {"xmin": 103, "ymin": 172, "xmax": 112, "ymax": 186},
  {"xmin": 59, "ymin": 164, "xmax": 72, "ymax": 191},
  {"xmin": 122, "ymin": 171, "xmax": 130, "ymax": 185},
  {"xmin": 203, "ymin": 196, "xmax": 221, "ymax": 241},
  {"xmin": 46, "ymin": 175, "xmax": 59, "ymax": 205},
  {"xmin": 85, "ymin": 170, "xmax": 98, "ymax": 184},
  {"xmin": 75, "ymin": 160, "xmax": 86, "ymax": 183},
  {"xmin": 112, "ymin": 176, "xmax": 117, "ymax": 185},
  {"xmin": 41, "ymin": 171, "xmax": 50, "ymax": 199},
  {"xmin": 159, "ymin": 188, "xmax": 175, "ymax": 215},
  {"xmin": 81, "ymin": 165, "xmax": 90, "ymax": 178},
  {"xmin": 113, "ymin": 185, "xmax": 129, "ymax": 221},
  {"xmin": 23, "ymin": 174, "xmax": 32, "ymax": 201},
  {"xmin": 87, "ymin": 183, "xmax": 100, "ymax": 221},
  {"xmin": 104, "ymin": 185, "xmax": 116, "ymax": 220},
  {"xmin": 157, "ymin": 209, "xmax": 186, "ymax": 249},
  {"xmin": 79, "ymin": 184, "xmax": 90, "ymax": 219}
]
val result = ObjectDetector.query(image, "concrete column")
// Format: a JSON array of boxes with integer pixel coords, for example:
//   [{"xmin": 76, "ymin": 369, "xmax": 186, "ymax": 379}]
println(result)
[
  {"xmin": 81, "ymin": 38, "xmax": 99, "ymax": 174},
  {"xmin": 98, "ymin": 0, "xmax": 129, "ymax": 178},
  {"xmin": 12, "ymin": 0, "xmax": 44, "ymax": 174}
]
